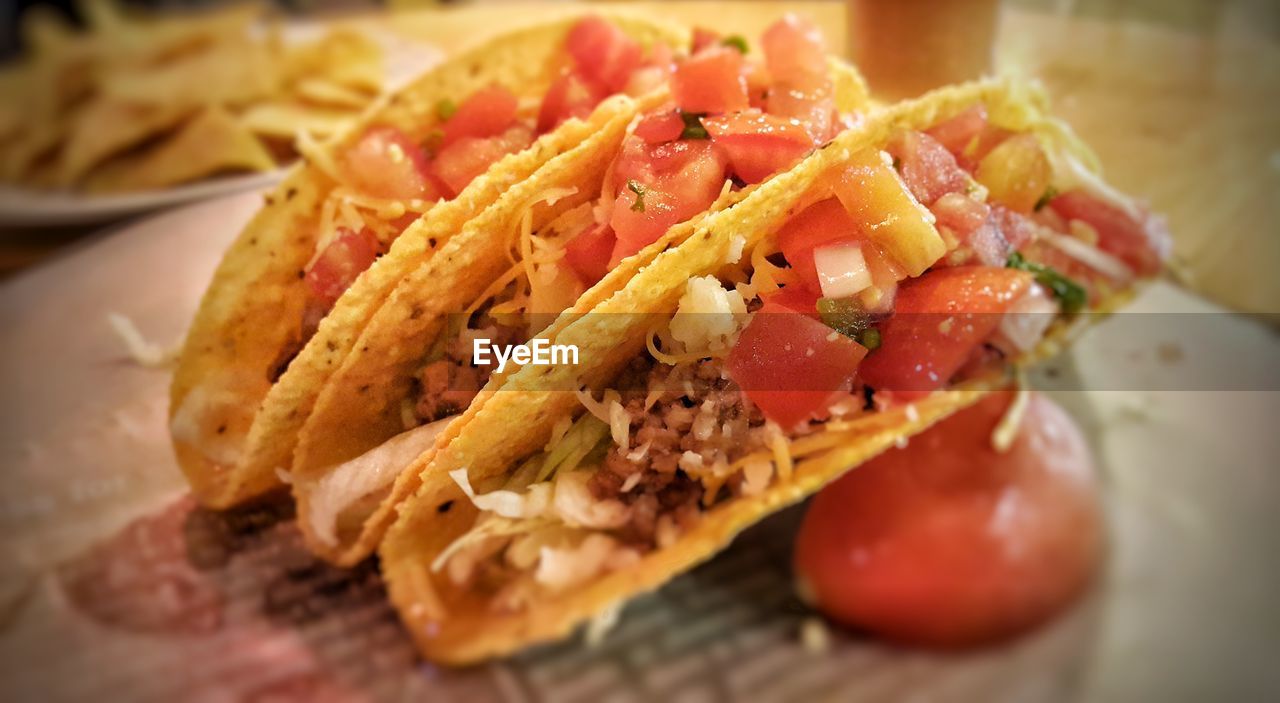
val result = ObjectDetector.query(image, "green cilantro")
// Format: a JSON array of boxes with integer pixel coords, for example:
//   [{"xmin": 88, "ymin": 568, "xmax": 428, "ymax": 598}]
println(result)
[
  {"xmin": 1033, "ymin": 185, "xmax": 1059, "ymax": 212},
  {"xmin": 859, "ymin": 328, "xmax": 882, "ymax": 351},
  {"xmin": 679, "ymin": 111, "xmax": 709, "ymax": 140},
  {"xmin": 1007, "ymin": 251, "xmax": 1087, "ymax": 314},
  {"xmin": 817, "ymin": 297, "xmax": 875, "ymax": 339},
  {"xmin": 722, "ymin": 35, "xmax": 749, "ymax": 54},
  {"xmin": 436, "ymin": 98, "xmax": 458, "ymax": 121},
  {"xmin": 627, "ymin": 179, "xmax": 647, "ymax": 212}
]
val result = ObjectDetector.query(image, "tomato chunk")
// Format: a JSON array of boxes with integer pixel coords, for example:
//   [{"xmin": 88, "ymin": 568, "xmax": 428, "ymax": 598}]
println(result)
[
  {"xmin": 703, "ymin": 110, "xmax": 814, "ymax": 183},
  {"xmin": 1049, "ymin": 190, "xmax": 1169, "ymax": 276},
  {"xmin": 931, "ymin": 192, "xmax": 990, "ymax": 237},
  {"xmin": 761, "ymin": 15, "xmax": 833, "ymax": 140},
  {"xmin": 562, "ymin": 221, "xmax": 616, "ymax": 286},
  {"xmin": 858, "ymin": 266, "xmax": 1034, "ymax": 397},
  {"xmin": 976, "ymin": 133, "xmax": 1051, "ymax": 213},
  {"xmin": 306, "ymin": 228, "xmax": 380, "ymax": 305},
  {"xmin": 633, "ymin": 108, "xmax": 685, "ymax": 144},
  {"xmin": 887, "ymin": 131, "xmax": 970, "ymax": 205},
  {"xmin": 567, "ymin": 16, "xmax": 643, "ymax": 93},
  {"xmin": 776, "ymin": 198, "xmax": 860, "ymax": 293},
  {"xmin": 537, "ymin": 72, "xmax": 606, "ymax": 134},
  {"xmin": 440, "ymin": 86, "xmax": 519, "ymax": 147},
  {"xmin": 431, "ymin": 125, "xmax": 533, "ymax": 198},
  {"xmin": 727, "ymin": 302, "xmax": 868, "ymax": 428},
  {"xmin": 340, "ymin": 126, "xmax": 436, "ymax": 201},
  {"xmin": 761, "ymin": 284, "xmax": 820, "ymax": 319},
  {"xmin": 925, "ymin": 105, "xmax": 988, "ymax": 157},
  {"xmin": 672, "ymin": 46, "xmax": 749, "ymax": 114},
  {"xmin": 830, "ymin": 149, "xmax": 946, "ymax": 277},
  {"xmin": 794, "ymin": 391, "xmax": 1101, "ymax": 648},
  {"xmin": 608, "ymin": 139, "xmax": 728, "ymax": 263}
]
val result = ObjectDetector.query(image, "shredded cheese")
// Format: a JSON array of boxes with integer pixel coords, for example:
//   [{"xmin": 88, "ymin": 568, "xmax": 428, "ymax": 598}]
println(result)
[
  {"xmin": 107, "ymin": 313, "xmax": 178, "ymax": 368},
  {"xmin": 991, "ymin": 370, "xmax": 1031, "ymax": 453}
]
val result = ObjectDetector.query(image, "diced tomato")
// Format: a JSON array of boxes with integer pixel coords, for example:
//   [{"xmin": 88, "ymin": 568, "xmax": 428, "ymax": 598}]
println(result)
[
  {"xmin": 567, "ymin": 16, "xmax": 643, "ymax": 93},
  {"xmin": 776, "ymin": 198, "xmax": 860, "ymax": 293},
  {"xmin": 609, "ymin": 139, "xmax": 729, "ymax": 263},
  {"xmin": 794, "ymin": 391, "xmax": 1101, "ymax": 647},
  {"xmin": 761, "ymin": 284, "xmax": 820, "ymax": 318},
  {"xmin": 858, "ymin": 266, "xmax": 1034, "ymax": 397},
  {"xmin": 306, "ymin": 228, "xmax": 381, "ymax": 305},
  {"xmin": 562, "ymin": 221, "xmax": 616, "ymax": 286},
  {"xmin": 537, "ymin": 72, "xmax": 606, "ymax": 134},
  {"xmin": 925, "ymin": 105, "xmax": 988, "ymax": 157},
  {"xmin": 692, "ymin": 27, "xmax": 721, "ymax": 53},
  {"xmin": 990, "ymin": 204, "xmax": 1035, "ymax": 250},
  {"xmin": 761, "ymin": 14, "xmax": 828, "ymax": 90},
  {"xmin": 1049, "ymin": 190, "xmax": 1169, "ymax": 276},
  {"xmin": 672, "ymin": 47, "xmax": 749, "ymax": 114},
  {"xmin": 887, "ymin": 131, "xmax": 970, "ymax": 205},
  {"xmin": 761, "ymin": 15, "xmax": 833, "ymax": 140},
  {"xmin": 703, "ymin": 110, "xmax": 814, "ymax": 184},
  {"xmin": 440, "ymin": 86, "xmax": 519, "ymax": 147},
  {"xmin": 340, "ymin": 126, "xmax": 436, "ymax": 201},
  {"xmin": 931, "ymin": 193, "xmax": 991, "ymax": 237},
  {"xmin": 431, "ymin": 125, "xmax": 533, "ymax": 198},
  {"xmin": 633, "ymin": 108, "xmax": 685, "ymax": 144},
  {"xmin": 727, "ymin": 302, "xmax": 868, "ymax": 428}
]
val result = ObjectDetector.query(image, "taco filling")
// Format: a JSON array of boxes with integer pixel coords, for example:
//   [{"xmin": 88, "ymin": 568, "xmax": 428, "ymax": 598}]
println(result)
[
  {"xmin": 296, "ymin": 16, "xmax": 676, "ymax": 336},
  {"xmin": 431, "ymin": 99, "xmax": 1169, "ymax": 610},
  {"xmin": 304, "ymin": 16, "xmax": 861, "ymax": 546},
  {"xmin": 406, "ymin": 16, "xmax": 852, "ymax": 427}
]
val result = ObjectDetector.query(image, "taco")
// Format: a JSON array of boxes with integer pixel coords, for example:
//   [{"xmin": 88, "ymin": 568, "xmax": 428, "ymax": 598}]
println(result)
[
  {"xmin": 377, "ymin": 78, "xmax": 1169, "ymax": 664},
  {"xmin": 289, "ymin": 16, "xmax": 872, "ymax": 565},
  {"xmin": 169, "ymin": 15, "xmax": 692, "ymax": 508}
]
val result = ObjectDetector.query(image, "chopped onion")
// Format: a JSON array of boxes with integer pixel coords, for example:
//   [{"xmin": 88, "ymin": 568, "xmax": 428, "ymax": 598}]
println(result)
[
  {"xmin": 1043, "ymin": 231, "xmax": 1134, "ymax": 283},
  {"xmin": 813, "ymin": 242, "xmax": 872, "ymax": 300},
  {"xmin": 995, "ymin": 284, "xmax": 1058, "ymax": 354}
]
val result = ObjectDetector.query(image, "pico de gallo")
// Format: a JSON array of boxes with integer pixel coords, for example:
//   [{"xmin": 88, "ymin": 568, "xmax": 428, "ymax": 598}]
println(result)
[
  {"xmin": 298, "ymin": 16, "xmax": 679, "ymax": 334},
  {"xmin": 410, "ymin": 15, "xmax": 856, "ymax": 430},
  {"xmin": 430, "ymin": 96, "xmax": 1167, "ymax": 613},
  {"xmin": 306, "ymin": 15, "xmax": 861, "ymax": 545}
]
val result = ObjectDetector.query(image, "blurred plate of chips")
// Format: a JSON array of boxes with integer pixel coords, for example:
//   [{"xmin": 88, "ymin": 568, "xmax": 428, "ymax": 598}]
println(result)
[{"xmin": 0, "ymin": 1, "xmax": 440, "ymax": 226}]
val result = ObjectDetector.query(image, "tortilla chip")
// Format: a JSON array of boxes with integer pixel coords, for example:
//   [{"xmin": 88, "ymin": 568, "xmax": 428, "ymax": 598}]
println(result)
[
  {"xmin": 293, "ymin": 78, "xmax": 375, "ymax": 109},
  {"xmin": 84, "ymin": 0, "xmax": 263, "ymax": 66},
  {"xmin": 56, "ymin": 98, "xmax": 193, "ymax": 187},
  {"xmin": 282, "ymin": 29, "xmax": 383, "ymax": 95},
  {"xmin": 99, "ymin": 37, "xmax": 280, "ymax": 109},
  {"xmin": 85, "ymin": 107, "xmax": 276, "ymax": 193},
  {"xmin": 376, "ymin": 78, "xmax": 1145, "ymax": 664},
  {"xmin": 238, "ymin": 101, "xmax": 359, "ymax": 140}
]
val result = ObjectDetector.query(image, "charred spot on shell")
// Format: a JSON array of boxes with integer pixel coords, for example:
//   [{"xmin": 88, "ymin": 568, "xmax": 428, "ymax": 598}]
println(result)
[{"xmin": 436, "ymin": 500, "xmax": 454, "ymax": 514}]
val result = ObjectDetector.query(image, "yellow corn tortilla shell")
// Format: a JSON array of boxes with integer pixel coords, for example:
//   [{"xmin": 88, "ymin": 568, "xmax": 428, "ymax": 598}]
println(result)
[
  {"xmin": 288, "ymin": 57, "xmax": 871, "ymax": 566},
  {"xmin": 85, "ymin": 107, "xmax": 276, "ymax": 193},
  {"xmin": 169, "ymin": 15, "xmax": 691, "ymax": 510},
  {"xmin": 238, "ymin": 101, "xmax": 359, "ymax": 140},
  {"xmin": 377, "ymin": 78, "xmax": 1148, "ymax": 664}
]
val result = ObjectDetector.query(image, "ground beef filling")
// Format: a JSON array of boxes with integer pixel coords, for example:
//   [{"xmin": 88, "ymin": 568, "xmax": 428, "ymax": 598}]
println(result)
[
  {"xmin": 414, "ymin": 320, "xmax": 523, "ymax": 424},
  {"xmin": 588, "ymin": 355, "xmax": 772, "ymax": 546}
]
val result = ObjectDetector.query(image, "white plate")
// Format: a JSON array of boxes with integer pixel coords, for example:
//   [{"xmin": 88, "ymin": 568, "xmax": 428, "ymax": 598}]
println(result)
[{"xmin": 0, "ymin": 193, "xmax": 1275, "ymax": 701}]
